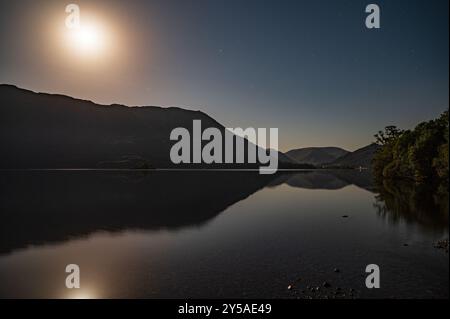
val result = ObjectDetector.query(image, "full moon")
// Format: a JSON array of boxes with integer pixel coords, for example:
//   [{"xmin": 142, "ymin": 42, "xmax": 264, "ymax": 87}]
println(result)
[{"xmin": 67, "ymin": 24, "xmax": 104, "ymax": 56}]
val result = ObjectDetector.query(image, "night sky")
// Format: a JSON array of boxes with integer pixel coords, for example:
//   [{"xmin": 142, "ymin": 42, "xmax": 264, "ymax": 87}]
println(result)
[{"xmin": 0, "ymin": 0, "xmax": 448, "ymax": 151}]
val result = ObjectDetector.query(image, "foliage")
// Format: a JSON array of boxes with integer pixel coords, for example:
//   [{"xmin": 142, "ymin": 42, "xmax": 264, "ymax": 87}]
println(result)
[{"xmin": 372, "ymin": 111, "xmax": 449, "ymax": 187}]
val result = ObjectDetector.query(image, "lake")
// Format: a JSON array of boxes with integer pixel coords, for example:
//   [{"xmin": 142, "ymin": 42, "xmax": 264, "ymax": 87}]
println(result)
[{"xmin": 0, "ymin": 170, "xmax": 448, "ymax": 298}]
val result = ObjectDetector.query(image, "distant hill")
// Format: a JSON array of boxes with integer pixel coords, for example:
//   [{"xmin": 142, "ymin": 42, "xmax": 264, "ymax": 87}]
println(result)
[
  {"xmin": 328, "ymin": 143, "xmax": 380, "ymax": 168},
  {"xmin": 285, "ymin": 147, "xmax": 349, "ymax": 166},
  {"xmin": 0, "ymin": 84, "xmax": 296, "ymax": 169}
]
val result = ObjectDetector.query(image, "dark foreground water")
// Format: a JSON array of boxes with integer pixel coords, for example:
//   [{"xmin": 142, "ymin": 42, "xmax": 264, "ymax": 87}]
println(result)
[{"xmin": 0, "ymin": 170, "xmax": 448, "ymax": 299}]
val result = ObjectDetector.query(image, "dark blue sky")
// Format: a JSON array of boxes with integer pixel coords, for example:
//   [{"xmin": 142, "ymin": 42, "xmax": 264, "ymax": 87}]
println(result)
[{"xmin": 0, "ymin": 0, "xmax": 448, "ymax": 150}]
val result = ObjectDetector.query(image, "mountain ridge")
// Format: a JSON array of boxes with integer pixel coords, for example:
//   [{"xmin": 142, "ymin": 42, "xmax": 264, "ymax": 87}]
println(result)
[
  {"xmin": 286, "ymin": 146, "xmax": 349, "ymax": 166},
  {"xmin": 1, "ymin": 84, "xmax": 301, "ymax": 169},
  {"xmin": 0, "ymin": 84, "xmax": 379, "ymax": 170},
  {"xmin": 328, "ymin": 143, "xmax": 380, "ymax": 168}
]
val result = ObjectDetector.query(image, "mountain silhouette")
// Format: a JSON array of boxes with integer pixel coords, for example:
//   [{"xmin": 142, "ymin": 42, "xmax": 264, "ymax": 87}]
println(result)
[
  {"xmin": 285, "ymin": 147, "xmax": 349, "ymax": 166},
  {"xmin": 328, "ymin": 143, "xmax": 380, "ymax": 168},
  {"xmin": 0, "ymin": 84, "xmax": 296, "ymax": 169}
]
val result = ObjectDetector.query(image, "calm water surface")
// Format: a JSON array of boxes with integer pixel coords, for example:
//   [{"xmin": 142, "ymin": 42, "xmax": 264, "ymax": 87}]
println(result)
[{"xmin": 0, "ymin": 171, "xmax": 448, "ymax": 298}]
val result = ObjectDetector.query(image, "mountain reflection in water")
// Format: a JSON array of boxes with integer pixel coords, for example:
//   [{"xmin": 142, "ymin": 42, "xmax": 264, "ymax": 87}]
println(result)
[
  {"xmin": 0, "ymin": 170, "xmax": 447, "ymax": 254},
  {"xmin": 0, "ymin": 170, "xmax": 447, "ymax": 299}
]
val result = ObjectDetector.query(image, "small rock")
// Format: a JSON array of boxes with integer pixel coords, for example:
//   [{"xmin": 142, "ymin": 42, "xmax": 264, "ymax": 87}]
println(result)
[
  {"xmin": 315, "ymin": 286, "xmax": 320, "ymax": 291},
  {"xmin": 403, "ymin": 243, "xmax": 409, "ymax": 247},
  {"xmin": 342, "ymin": 215, "xmax": 349, "ymax": 218},
  {"xmin": 287, "ymin": 285, "xmax": 293, "ymax": 290},
  {"xmin": 333, "ymin": 268, "xmax": 340, "ymax": 273}
]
